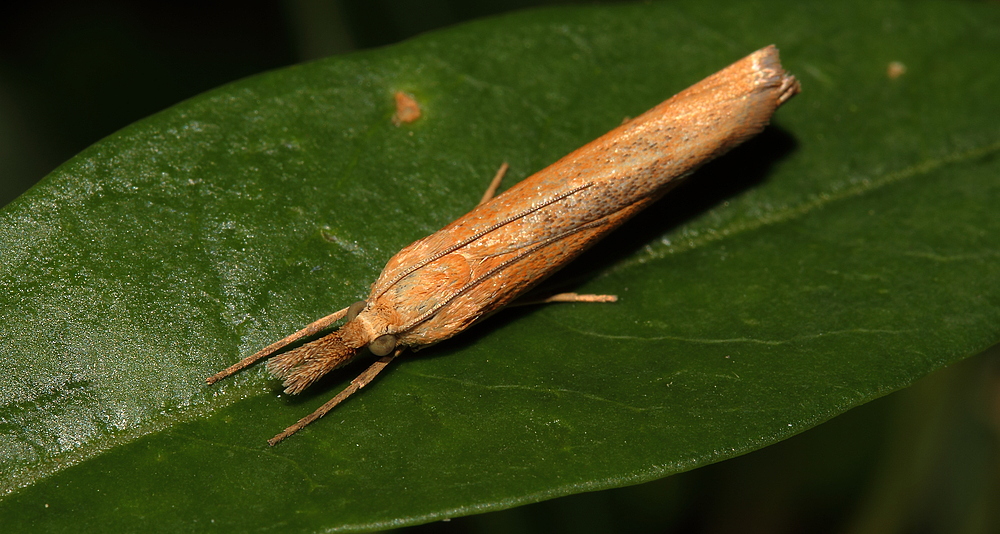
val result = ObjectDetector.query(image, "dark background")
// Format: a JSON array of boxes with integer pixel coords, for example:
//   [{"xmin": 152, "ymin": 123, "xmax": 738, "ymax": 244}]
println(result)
[
  {"xmin": 0, "ymin": 0, "xmax": 588, "ymax": 208},
  {"xmin": 2, "ymin": 2, "xmax": 998, "ymax": 533}
]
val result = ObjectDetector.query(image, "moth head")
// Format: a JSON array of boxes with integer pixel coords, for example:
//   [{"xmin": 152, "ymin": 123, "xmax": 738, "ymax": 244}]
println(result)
[{"xmin": 343, "ymin": 300, "xmax": 398, "ymax": 357}]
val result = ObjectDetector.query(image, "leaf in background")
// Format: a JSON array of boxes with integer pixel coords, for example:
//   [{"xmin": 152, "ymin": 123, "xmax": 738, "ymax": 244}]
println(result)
[{"xmin": 1, "ymin": 0, "xmax": 999, "ymax": 531}]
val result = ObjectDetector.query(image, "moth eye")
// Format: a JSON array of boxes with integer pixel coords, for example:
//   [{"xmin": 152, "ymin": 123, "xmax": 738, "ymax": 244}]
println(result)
[
  {"xmin": 369, "ymin": 334, "xmax": 397, "ymax": 356},
  {"xmin": 345, "ymin": 300, "xmax": 367, "ymax": 322}
]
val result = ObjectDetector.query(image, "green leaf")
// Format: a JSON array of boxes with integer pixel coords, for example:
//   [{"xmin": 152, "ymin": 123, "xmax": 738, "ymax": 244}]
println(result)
[{"xmin": 2, "ymin": 0, "xmax": 999, "ymax": 531}]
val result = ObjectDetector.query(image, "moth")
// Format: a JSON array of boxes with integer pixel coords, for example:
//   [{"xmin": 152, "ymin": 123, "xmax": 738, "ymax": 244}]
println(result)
[{"xmin": 208, "ymin": 45, "xmax": 800, "ymax": 445}]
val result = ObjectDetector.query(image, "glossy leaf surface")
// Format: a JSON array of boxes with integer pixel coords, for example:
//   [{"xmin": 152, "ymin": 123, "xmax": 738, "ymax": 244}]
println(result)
[{"xmin": 1, "ymin": 0, "xmax": 998, "ymax": 531}]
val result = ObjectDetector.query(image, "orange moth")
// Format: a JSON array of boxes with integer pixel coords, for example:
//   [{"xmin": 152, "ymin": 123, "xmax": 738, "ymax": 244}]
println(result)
[{"xmin": 208, "ymin": 45, "xmax": 800, "ymax": 445}]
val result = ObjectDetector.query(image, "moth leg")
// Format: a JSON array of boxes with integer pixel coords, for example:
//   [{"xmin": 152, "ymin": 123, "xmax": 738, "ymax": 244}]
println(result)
[
  {"xmin": 536, "ymin": 292, "xmax": 617, "ymax": 303},
  {"xmin": 206, "ymin": 306, "xmax": 351, "ymax": 385},
  {"xmin": 514, "ymin": 291, "xmax": 618, "ymax": 306},
  {"xmin": 477, "ymin": 162, "xmax": 509, "ymax": 206},
  {"xmin": 268, "ymin": 350, "xmax": 401, "ymax": 446}
]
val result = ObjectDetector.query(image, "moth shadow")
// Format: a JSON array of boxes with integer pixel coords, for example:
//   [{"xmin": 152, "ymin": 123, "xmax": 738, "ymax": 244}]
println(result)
[{"xmin": 548, "ymin": 125, "xmax": 798, "ymax": 287}]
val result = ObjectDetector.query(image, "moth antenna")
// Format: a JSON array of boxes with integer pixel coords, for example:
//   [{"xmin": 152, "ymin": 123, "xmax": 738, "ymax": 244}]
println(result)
[
  {"xmin": 205, "ymin": 305, "xmax": 350, "ymax": 385},
  {"xmin": 267, "ymin": 331, "xmax": 359, "ymax": 394}
]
